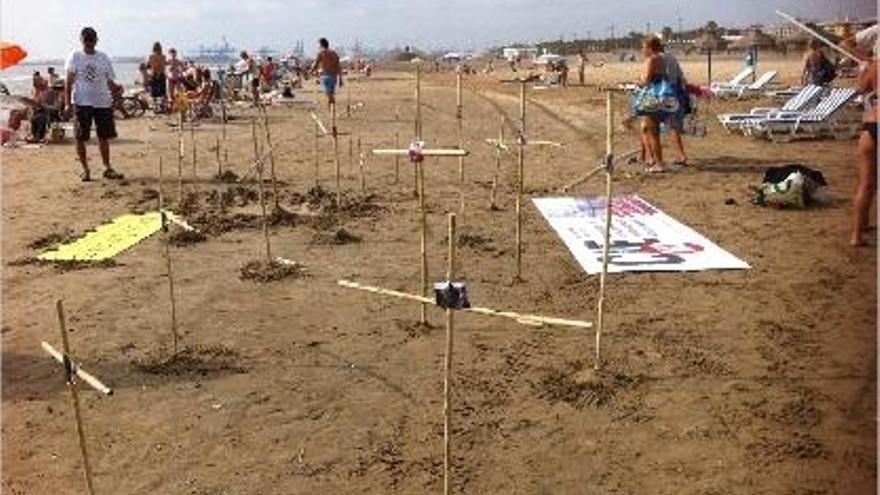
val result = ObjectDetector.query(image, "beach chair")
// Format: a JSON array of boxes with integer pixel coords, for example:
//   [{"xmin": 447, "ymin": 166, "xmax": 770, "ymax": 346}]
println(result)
[
  {"xmin": 709, "ymin": 67, "xmax": 755, "ymax": 93},
  {"xmin": 713, "ymin": 71, "xmax": 778, "ymax": 99},
  {"xmin": 752, "ymin": 87, "xmax": 860, "ymax": 142},
  {"xmin": 717, "ymin": 84, "xmax": 824, "ymax": 133}
]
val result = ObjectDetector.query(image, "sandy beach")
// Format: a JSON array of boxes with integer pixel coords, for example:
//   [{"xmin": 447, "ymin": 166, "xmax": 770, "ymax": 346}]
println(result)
[{"xmin": 1, "ymin": 56, "xmax": 876, "ymax": 494}]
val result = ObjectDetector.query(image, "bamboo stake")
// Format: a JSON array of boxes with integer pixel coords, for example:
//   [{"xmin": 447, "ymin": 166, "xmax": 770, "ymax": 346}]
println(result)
[
  {"xmin": 418, "ymin": 159, "xmax": 428, "ymax": 325},
  {"xmin": 358, "ymin": 138, "xmax": 365, "ymax": 192},
  {"xmin": 394, "ymin": 131, "xmax": 400, "ymax": 183},
  {"xmin": 348, "ymin": 135, "xmax": 354, "ymax": 173},
  {"xmin": 515, "ymin": 81, "xmax": 526, "ymax": 281},
  {"xmin": 252, "ymin": 120, "xmax": 272, "ymax": 260},
  {"xmin": 337, "ymin": 280, "xmax": 593, "ymax": 329},
  {"xmin": 177, "ymin": 112, "xmax": 184, "ymax": 204},
  {"xmin": 443, "ymin": 213, "xmax": 456, "ymax": 495},
  {"xmin": 346, "ymin": 80, "xmax": 352, "ymax": 117},
  {"xmin": 191, "ymin": 121, "xmax": 197, "ymax": 182},
  {"xmin": 415, "ymin": 65, "xmax": 422, "ymax": 141},
  {"xmin": 314, "ymin": 121, "xmax": 320, "ymax": 188},
  {"xmin": 456, "ymin": 72, "xmax": 464, "ymax": 183},
  {"xmin": 261, "ymin": 107, "xmax": 280, "ymax": 209},
  {"xmin": 158, "ymin": 156, "xmax": 180, "ymax": 356},
  {"xmin": 595, "ymin": 91, "xmax": 614, "ymax": 370},
  {"xmin": 55, "ymin": 300, "xmax": 96, "ymax": 495},
  {"xmin": 333, "ymin": 104, "xmax": 341, "ymax": 205},
  {"xmin": 490, "ymin": 115, "xmax": 505, "ymax": 210},
  {"xmin": 215, "ymin": 136, "xmax": 222, "ymax": 177}
]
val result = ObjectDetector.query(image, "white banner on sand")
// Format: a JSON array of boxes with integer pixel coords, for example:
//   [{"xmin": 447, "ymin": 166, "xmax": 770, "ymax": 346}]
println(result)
[{"xmin": 533, "ymin": 195, "xmax": 750, "ymax": 274}]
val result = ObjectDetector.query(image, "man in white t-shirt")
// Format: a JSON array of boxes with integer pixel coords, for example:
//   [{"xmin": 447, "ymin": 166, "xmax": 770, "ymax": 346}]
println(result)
[{"xmin": 63, "ymin": 27, "xmax": 123, "ymax": 181}]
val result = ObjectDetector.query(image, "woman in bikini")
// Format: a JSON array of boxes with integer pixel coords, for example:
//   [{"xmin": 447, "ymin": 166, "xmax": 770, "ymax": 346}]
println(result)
[
  {"xmin": 850, "ymin": 55, "xmax": 876, "ymax": 246},
  {"xmin": 640, "ymin": 36, "xmax": 666, "ymax": 173}
]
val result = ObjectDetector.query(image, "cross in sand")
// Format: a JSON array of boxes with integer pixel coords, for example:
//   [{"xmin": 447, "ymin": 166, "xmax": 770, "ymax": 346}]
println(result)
[
  {"xmin": 41, "ymin": 300, "xmax": 114, "ymax": 495},
  {"xmin": 488, "ymin": 77, "xmax": 564, "ymax": 281},
  {"xmin": 371, "ymin": 141, "xmax": 468, "ymax": 326},
  {"xmin": 339, "ymin": 212, "xmax": 591, "ymax": 495}
]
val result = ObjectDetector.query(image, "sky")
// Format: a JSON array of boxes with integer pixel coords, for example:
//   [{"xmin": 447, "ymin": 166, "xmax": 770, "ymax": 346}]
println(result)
[{"xmin": 1, "ymin": 0, "xmax": 876, "ymax": 60}]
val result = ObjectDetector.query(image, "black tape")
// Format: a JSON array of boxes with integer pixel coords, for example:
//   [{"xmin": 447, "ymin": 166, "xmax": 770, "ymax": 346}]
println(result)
[{"xmin": 433, "ymin": 282, "xmax": 470, "ymax": 309}]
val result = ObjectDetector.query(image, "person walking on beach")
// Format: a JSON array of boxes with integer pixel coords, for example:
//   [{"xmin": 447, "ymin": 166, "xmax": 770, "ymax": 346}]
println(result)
[
  {"xmin": 577, "ymin": 50, "xmax": 587, "ymax": 85},
  {"xmin": 147, "ymin": 42, "xmax": 167, "ymax": 111},
  {"xmin": 63, "ymin": 27, "xmax": 123, "ymax": 181},
  {"xmin": 638, "ymin": 36, "xmax": 667, "ymax": 173},
  {"xmin": 660, "ymin": 43, "xmax": 689, "ymax": 166},
  {"xmin": 310, "ymin": 37, "xmax": 343, "ymax": 123}
]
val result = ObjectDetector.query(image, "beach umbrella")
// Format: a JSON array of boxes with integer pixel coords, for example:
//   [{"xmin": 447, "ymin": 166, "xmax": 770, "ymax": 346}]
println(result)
[
  {"xmin": 0, "ymin": 42, "xmax": 27, "ymax": 70},
  {"xmin": 693, "ymin": 32, "xmax": 726, "ymax": 84}
]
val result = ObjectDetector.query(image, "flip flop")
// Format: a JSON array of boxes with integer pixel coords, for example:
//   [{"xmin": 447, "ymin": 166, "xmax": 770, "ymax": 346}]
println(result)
[
  {"xmin": 103, "ymin": 168, "xmax": 125, "ymax": 180},
  {"xmin": 79, "ymin": 171, "xmax": 92, "ymax": 182},
  {"xmin": 645, "ymin": 165, "xmax": 666, "ymax": 174},
  {"xmin": 673, "ymin": 159, "xmax": 690, "ymax": 166}
]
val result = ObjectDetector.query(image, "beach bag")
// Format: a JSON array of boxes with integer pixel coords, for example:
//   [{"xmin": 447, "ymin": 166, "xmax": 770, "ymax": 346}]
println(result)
[{"xmin": 633, "ymin": 79, "xmax": 680, "ymax": 117}]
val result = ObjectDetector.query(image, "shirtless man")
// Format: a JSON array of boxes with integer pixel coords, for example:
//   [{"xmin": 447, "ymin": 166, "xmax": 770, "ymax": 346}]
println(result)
[
  {"xmin": 147, "ymin": 42, "xmax": 167, "ymax": 110},
  {"xmin": 310, "ymin": 38, "xmax": 343, "ymax": 117},
  {"xmin": 166, "ymin": 48, "xmax": 184, "ymax": 102}
]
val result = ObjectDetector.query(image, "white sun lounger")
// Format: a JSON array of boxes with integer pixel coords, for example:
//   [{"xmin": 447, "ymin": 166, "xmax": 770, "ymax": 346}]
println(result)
[
  {"xmin": 751, "ymin": 87, "xmax": 860, "ymax": 142},
  {"xmin": 717, "ymin": 84, "xmax": 824, "ymax": 133},
  {"xmin": 713, "ymin": 71, "xmax": 778, "ymax": 99},
  {"xmin": 709, "ymin": 67, "xmax": 755, "ymax": 93}
]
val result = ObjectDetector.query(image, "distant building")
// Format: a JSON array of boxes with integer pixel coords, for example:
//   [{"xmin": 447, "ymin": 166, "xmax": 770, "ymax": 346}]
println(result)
[
  {"xmin": 502, "ymin": 47, "xmax": 538, "ymax": 62},
  {"xmin": 816, "ymin": 17, "xmax": 877, "ymax": 39}
]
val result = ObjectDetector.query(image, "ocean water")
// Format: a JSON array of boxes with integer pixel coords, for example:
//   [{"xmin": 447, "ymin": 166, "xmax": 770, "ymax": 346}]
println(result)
[{"xmin": 1, "ymin": 61, "xmax": 143, "ymax": 96}]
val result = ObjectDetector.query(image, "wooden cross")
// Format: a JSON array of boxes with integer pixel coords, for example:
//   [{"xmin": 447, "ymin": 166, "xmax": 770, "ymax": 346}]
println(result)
[
  {"xmin": 339, "ymin": 213, "xmax": 592, "ymax": 495},
  {"xmin": 308, "ymin": 111, "xmax": 351, "ymax": 203},
  {"xmin": 495, "ymin": 78, "xmax": 564, "ymax": 280},
  {"xmin": 371, "ymin": 141, "xmax": 468, "ymax": 326},
  {"xmin": 42, "ymin": 300, "xmax": 113, "ymax": 495}
]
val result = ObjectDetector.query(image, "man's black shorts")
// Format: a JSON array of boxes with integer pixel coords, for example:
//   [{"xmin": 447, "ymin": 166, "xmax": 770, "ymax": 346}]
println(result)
[
  {"xmin": 150, "ymin": 73, "xmax": 167, "ymax": 98},
  {"xmin": 74, "ymin": 105, "xmax": 116, "ymax": 142}
]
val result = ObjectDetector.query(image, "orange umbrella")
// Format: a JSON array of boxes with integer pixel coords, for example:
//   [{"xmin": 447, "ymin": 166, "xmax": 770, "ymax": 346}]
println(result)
[{"xmin": 1, "ymin": 42, "xmax": 28, "ymax": 70}]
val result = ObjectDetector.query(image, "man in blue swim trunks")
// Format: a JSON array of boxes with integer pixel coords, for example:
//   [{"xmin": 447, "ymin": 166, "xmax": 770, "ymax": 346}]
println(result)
[{"xmin": 310, "ymin": 37, "xmax": 344, "ymax": 124}]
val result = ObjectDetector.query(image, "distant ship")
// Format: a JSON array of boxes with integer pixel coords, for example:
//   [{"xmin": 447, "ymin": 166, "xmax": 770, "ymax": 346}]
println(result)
[{"xmin": 192, "ymin": 37, "xmax": 238, "ymax": 64}]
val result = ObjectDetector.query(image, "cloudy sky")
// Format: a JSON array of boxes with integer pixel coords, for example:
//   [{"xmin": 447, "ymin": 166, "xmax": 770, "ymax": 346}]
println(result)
[{"xmin": 1, "ymin": 0, "xmax": 875, "ymax": 60}]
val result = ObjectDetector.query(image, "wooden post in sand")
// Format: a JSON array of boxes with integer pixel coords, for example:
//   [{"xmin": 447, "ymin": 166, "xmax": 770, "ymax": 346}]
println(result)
[
  {"xmin": 190, "ymin": 121, "xmax": 197, "ymax": 181},
  {"xmin": 252, "ymin": 120, "xmax": 272, "ymax": 260},
  {"xmin": 358, "ymin": 138, "xmax": 365, "ymax": 192},
  {"xmin": 215, "ymin": 136, "xmax": 222, "ymax": 177},
  {"xmin": 260, "ymin": 107, "xmax": 280, "ymax": 209},
  {"xmin": 48, "ymin": 300, "xmax": 113, "ymax": 495},
  {"xmin": 394, "ymin": 131, "xmax": 400, "ymax": 183},
  {"xmin": 455, "ymin": 71, "xmax": 464, "ymax": 182},
  {"xmin": 443, "ymin": 212, "xmax": 456, "ymax": 495},
  {"xmin": 515, "ymin": 80, "xmax": 526, "ymax": 281},
  {"xmin": 488, "ymin": 115, "xmax": 506, "ymax": 210},
  {"xmin": 594, "ymin": 91, "xmax": 615, "ymax": 370},
  {"xmin": 332, "ymin": 104, "xmax": 342, "ymax": 205},
  {"xmin": 348, "ymin": 135, "xmax": 354, "ymax": 173},
  {"xmin": 177, "ymin": 112, "xmax": 184, "ymax": 204},
  {"xmin": 415, "ymin": 65, "xmax": 423, "ymax": 143},
  {"xmin": 313, "ymin": 121, "xmax": 321, "ymax": 188},
  {"xmin": 157, "ymin": 156, "xmax": 181, "ymax": 355},
  {"xmin": 371, "ymin": 144, "xmax": 469, "ymax": 326}
]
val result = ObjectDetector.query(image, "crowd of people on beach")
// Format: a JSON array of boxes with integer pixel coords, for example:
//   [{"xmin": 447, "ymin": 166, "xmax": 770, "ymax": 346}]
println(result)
[{"xmin": 2, "ymin": 21, "xmax": 876, "ymax": 247}]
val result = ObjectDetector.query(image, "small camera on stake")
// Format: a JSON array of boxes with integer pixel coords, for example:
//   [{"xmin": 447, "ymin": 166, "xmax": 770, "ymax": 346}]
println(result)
[{"xmin": 433, "ymin": 281, "xmax": 470, "ymax": 310}]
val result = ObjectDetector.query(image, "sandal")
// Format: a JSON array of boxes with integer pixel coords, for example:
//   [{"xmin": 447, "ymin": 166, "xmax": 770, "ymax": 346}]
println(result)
[
  {"xmin": 79, "ymin": 170, "xmax": 92, "ymax": 182},
  {"xmin": 103, "ymin": 168, "xmax": 125, "ymax": 180},
  {"xmin": 673, "ymin": 158, "xmax": 690, "ymax": 166},
  {"xmin": 645, "ymin": 165, "xmax": 666, "ymax": 174}
]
